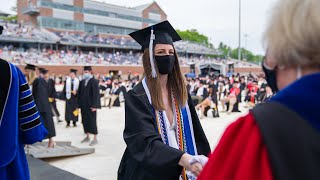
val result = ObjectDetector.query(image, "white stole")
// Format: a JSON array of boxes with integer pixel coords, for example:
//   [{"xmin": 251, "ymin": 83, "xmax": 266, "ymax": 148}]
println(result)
[
  {"xmin": 142, "ymin": 78, "xmax": 198, "ymax": 155},
  {"xmin": 66, "ymin": 77, "xmax": 79, "ymax": 100}
]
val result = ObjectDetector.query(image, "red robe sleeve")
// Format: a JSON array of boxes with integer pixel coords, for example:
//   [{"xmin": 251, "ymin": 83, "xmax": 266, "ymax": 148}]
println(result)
[{"xmin": 198, "ymin": 113, "xmax": 273, "ymax": 180}]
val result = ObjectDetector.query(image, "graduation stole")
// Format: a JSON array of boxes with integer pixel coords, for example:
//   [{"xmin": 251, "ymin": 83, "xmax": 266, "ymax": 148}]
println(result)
[
  {"xmin": 66, "ymin": 77, "xmax": 79, "ymax": 100},
  {"xmin": 142, "ymin": 78, "xmax": 198, "ymax": 180}
]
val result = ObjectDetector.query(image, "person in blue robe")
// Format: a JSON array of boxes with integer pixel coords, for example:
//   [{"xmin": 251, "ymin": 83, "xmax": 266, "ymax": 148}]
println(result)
[{"xmin": 0, "ymin": 59, "xmax": 48, "ymax": 180}]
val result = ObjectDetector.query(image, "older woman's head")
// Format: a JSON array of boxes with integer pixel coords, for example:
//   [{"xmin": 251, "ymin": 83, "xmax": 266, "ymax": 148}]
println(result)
[{"xmin": 263, "ymin": 0, "xmax": 320, "ymax": 91}]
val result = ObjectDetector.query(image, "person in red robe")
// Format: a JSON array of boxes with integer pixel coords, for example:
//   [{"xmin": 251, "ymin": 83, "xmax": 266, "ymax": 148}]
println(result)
[{"xmin": 198, "ymin": 0, "xmax": 320, "ymax": 179}]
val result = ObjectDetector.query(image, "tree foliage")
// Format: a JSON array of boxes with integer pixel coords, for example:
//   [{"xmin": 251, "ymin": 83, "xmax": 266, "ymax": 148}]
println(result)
[
  {"xmin": 216, "ymin": 42, "xmax": 263, "ymax": 63},
  {"xmin": 176, "ymin": 29, "xmax": 213, "ymax": 48},
  {"xmin": 0, "ymin": 15, "xmax": 17, "ymax": 22}
]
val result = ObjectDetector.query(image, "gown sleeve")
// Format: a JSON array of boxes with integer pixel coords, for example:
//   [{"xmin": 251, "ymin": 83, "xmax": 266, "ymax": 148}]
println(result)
[
  {"xmin": 61, "ymin": 81, "xmax": 67, "ymax": 100},
  {"xmin": 124, "ymin": 90, "xmax": 185, "ymax": 173},
  {"xmin": 17, "ymin": 67, "xmax": 48, "ymax": 144},
  {"xmin": 49, "ymin": 79, "xmax": 57, "ymax": 98},
  {"xmin": 198, "ymin": 113, "xmax": 273, "ymax": 180},
  {"xmin": 91, "ymin": 79, "xmax": 101, "ymax": 109}
]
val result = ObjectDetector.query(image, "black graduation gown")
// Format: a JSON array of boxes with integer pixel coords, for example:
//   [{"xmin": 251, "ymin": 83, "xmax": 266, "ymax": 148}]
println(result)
[
  {"xmin": 0, "ymin": 59, "xmax": 10, "ymax": 115},
  {"xmin": 62, "ymin": 80, "xmax": 79, "ymax": 123},
  {"xmin": 32, "ymin": 78, "xmax": 56, "ymax": 138},
  {"xmin": 78, "ymin": 78, "xmax": 101, "ymax": 134},
  {"xmin": 48, "ymin": 78, "xmax": 60, "ymax": 117},
  {"xmin": 252, "ymin": 102, "xmax": 320, "ymax": 180},
  {"xmin": 118, "ymin": 83, "xmax": 211, "ymax": 180},
  {"xmin": 113, "ymin": 85, "xmax": 127, "ymax": 106}
]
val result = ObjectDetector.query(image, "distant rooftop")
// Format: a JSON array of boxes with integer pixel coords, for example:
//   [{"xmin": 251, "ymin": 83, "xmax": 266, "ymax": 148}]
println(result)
[
  {"xmin": 88, "ymin": 0, "xmax": 155, "ymax": 11},
  {"xmin": 0, "ymin": 9, "xmax": 11, "ymax": 16},
  {"xmin": 134, "ymin": 3, "xmax": 153, "ymax": 11}
]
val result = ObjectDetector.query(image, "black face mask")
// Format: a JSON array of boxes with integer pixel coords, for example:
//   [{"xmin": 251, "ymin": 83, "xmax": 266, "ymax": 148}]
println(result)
[
  {"xmin": 155, "ymin": 55, "xmax": 175, "ymax": 75},
  {"xmin": 262, "ymin": 62, "xmax": 278, "ymax": 93}
]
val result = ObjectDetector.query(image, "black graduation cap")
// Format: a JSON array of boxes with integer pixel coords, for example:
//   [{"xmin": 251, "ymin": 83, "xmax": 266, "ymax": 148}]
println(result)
[
  {"xmin": 84, "ymin": 66, "xmax": 92, "ymax": 71},
  {"xmin": 39, "ymin": 68, "xmax": 48, "ymax": 74},
  {"xmin": 129, "ymin": 21, "xmax": 182, "ymax": 78},
  {"xmin": 25, "ymin": 63, "xmax": 37, "ymax": 71},
  {"xmin": 0, "ymin": 25, "xmax": 3, "ymax": 35},
  {"xmin": 200, "ymin": 80, "xmax": 206, "ymax": 84},
  {"xmin": 70, "ymin": 69, "xmax": 78, "ymax": 74},
  {"xmin": 129, "ymin": 21, "xmax": 182, "ymax": 51}
]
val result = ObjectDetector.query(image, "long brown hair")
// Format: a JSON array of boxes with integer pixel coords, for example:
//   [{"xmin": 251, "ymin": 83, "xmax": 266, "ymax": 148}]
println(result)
[
  {"xmin": 27, "ymin": 71, "xmax": 37, "ymax": 85},
  {"xmin": 142, "ymin": 47, "xmax": 188, "ymax": 111}
]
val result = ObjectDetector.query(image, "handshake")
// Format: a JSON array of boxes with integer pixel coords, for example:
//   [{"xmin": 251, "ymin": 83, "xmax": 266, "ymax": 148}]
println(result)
[{"xmin": 179, "ymin": 154, "xmax": 208, "ymax": 179}]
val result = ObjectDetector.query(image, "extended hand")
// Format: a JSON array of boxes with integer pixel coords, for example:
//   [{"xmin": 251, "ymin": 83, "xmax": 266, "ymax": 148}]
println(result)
[
  {"xmin": 91, "ymin": 108, "xmax": 97, "ymax": 112},
  {"xmin": 188, "ymin": 162, "xmax": 203, "ymax": 176},
  {"xmin": 179, "ymin": 154, "xmax": 203, "ymax": 177}
]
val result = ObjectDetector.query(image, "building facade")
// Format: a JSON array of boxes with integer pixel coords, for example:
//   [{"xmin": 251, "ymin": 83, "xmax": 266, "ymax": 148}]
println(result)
[{"xmin": 17, "ymin": 0, "xmax": 167, "ymax": 34}]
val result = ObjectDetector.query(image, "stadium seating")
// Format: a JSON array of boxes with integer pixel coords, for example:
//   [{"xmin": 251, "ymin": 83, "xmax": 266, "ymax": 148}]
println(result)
[{"xmin": 0, "ymin": 22, "xmax": 259, "ymax": 67}]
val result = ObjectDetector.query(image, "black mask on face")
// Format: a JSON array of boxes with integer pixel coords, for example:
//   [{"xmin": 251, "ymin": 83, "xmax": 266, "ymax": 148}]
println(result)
[
  {"xmin": 262, "ymin": 62, "xmax": 278, "ymax": 93},
  {"xmin": 155, "ymin": 55, "xmax": 175, "ymax": 75}
]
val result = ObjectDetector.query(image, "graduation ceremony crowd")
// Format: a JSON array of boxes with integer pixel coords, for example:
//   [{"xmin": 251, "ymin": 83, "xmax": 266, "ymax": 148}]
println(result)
[
  {"xmin": 24, "ymin": 62, "xmax": 272, "ymax": 149},
  {"xmin": 187, "ymin": 73, "xmax": 273, "ymax": 119},
  {"xmin": 23, "ymin": 64, "xmax": 144, "ymax": 148},
  {"xmin": 1, "ymin": 0, "xmax": 320, "ymax": 179}
]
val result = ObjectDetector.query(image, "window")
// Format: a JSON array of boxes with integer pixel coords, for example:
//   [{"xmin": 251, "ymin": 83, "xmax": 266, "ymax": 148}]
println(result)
[
  {"xmin": 39, "ymin": 0, "xmax": 159, "ymax": 24},
  {"xmin": 84, "ymin": 23, "xmax": 136, "ymax": 35},
  {"xmin": 39, "ymin": 16, "xmax": 84, "ymax": 31}
]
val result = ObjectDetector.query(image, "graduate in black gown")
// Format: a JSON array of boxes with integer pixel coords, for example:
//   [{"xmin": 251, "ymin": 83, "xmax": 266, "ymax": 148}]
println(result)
[
  {"xmin": 118, "ymin": 21, "xmax": 211, "ymax": 180},
  {"xmin": 32, "ymin": 68, "xmax": 56, "ymax": 148},
  {"xmin": 78, "ymin": 66, "xmax": 101, "ymax": 146},
  {"xmin": 62, "ymin": 69, "xmax": 80, "ymax": 127},
  {"xmin": 46, "ymin": 70, "xmax": 62, "ymax": 123}
]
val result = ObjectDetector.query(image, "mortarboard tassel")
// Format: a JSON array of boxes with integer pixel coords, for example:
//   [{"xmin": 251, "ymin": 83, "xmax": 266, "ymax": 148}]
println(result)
[{"xmin": 149, "ymin": 27, "xmax": 157, "ymax": 78}]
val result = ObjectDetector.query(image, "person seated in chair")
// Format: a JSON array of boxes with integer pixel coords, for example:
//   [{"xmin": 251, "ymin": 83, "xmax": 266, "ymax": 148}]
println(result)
[
  {"xmin": 244, "ymin": 81, "xmax": 259, "ymax": 108},
  {"xmin": 195, "ymin": 85, "xmax": 219, "ymax": 119},
  {"xmin": 108, "ymin": 81, "xmax": 121, "ymax": 108},
  {"xmin": 221, "ymin": 81, "xmax": 240, "ymax": 114}
]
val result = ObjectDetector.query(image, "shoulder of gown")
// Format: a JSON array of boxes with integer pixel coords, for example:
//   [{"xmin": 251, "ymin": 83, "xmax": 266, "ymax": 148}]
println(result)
[
  {"xmin": 198, "ymin": 112, "xmax": 273, "ymax": 180},
  {"xmin": 122, "ymin": 83, "xmax": 185, "ymax": 178}
]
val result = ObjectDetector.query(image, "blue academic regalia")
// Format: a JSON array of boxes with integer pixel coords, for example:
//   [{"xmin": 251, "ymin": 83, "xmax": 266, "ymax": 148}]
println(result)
[
  {"xmin": 270, "ymin": 72, "xmax": 320, "ymax": 131},
  {"xmin": 0, "ymin": 61, "xmax": 48, "ymax": 180}
]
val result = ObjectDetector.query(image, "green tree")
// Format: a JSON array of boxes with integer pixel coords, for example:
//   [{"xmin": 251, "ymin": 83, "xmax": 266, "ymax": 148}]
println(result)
[
  {"xmin": 230, "ymin": 47, "xmax": 263, "ymax": 63},
  {"xmin": 215, "ymin": 42, "xmax": 232, "ymax": 59},
  {"xmin": 0, "ymin": 15, "xmax": 17, "ymax": 22},
  {"xmin": 176, "ymin": 29, "xmax": 213, "ymax": 47}
]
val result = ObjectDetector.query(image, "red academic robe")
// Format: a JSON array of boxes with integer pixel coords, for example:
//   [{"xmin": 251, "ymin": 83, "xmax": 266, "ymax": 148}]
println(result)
[{"xmin": 198, "ymin": 112, "xmax": 273, "ymax": 180}]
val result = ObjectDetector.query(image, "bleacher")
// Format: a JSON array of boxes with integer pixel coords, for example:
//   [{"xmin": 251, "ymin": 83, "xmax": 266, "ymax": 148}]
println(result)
[
  {"xmin": 0, "ymin": 21, "xmax": 260, "ymax": 67},
  {"xmin": 0, "ymin": 22, "xmax": 217, "ymax": 55}
]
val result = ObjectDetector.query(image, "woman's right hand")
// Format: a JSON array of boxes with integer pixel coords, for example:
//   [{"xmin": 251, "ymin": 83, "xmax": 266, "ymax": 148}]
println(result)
[{"xmin": 179, "ymin": 153, "xmax": 203, "ymax": 176}]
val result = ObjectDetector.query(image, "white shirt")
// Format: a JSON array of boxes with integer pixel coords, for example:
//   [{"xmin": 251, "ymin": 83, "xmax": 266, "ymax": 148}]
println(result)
[
  {"xmin": 163, "ymin": 111, "xmax": 179, "ymax": 150},
  {"xmin": 163, "ymin": 111, "xmax": 183, "ymax": 180},
  {"xmin": 196, "ymin": 86, "xmax": 205, "ymax": 97}
]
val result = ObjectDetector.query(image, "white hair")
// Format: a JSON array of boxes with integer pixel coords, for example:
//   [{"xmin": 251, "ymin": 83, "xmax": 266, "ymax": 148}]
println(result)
[{"xmin": 264, "ymin": 0, "xmax": 320, "ymax": 68}]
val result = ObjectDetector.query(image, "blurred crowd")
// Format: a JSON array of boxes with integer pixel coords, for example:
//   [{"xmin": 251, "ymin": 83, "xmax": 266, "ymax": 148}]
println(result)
[
  {"xmin": 55, "ymin": 32, "xmax": 138, "ymax": 47},
  {"xmin": 49, "ymin": 70, "xmax": 272, "ymax": 118},
  {"xmin": 47, "ymin": 71, "xmax": 141, "ymax": 109},
  {"xmin": 0, "ymin": 22, "xmax": 217, "ymax": 56},
  {"xmin": 0, "ymin": 45, "xmax": 258, "ymax": 67},
  {"xmin": 0, "ymin": 46, "xmax": 142, "ymax": 65},
  {"xmin": 0, "ymin": 22, "xmax": 259, "ymax": 67},
  {"xmin": 186, "ymin": 73, "xmax": 273, "ymax": 118}
]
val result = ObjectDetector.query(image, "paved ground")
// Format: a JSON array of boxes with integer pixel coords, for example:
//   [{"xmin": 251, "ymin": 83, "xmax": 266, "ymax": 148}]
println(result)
[{"xmin": 42, "ymin": 87, "xmax": 249, "ymax": 180}]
